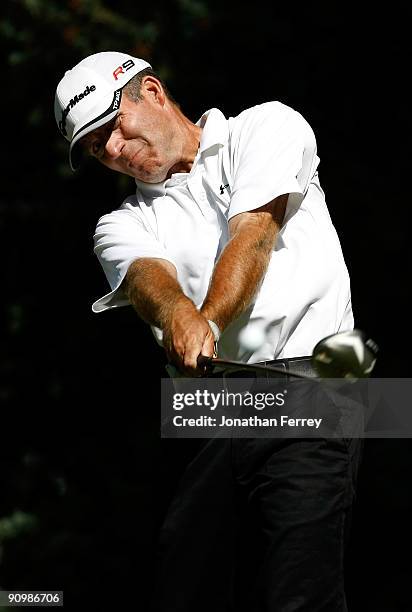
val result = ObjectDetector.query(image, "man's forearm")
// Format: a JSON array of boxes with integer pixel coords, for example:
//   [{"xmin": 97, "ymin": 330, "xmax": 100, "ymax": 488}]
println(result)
[
  {"xmin": 201, "ymin": 230, "xmax": 274, "ymax": 330},
  {"xmin": 201, "ymin": 195, "xmax": 287, "ymax": 332},
  {"xmin": 123, "ymin": 257, "xmax": 215, "ymax": 373},
  {"xmin": 122, "ymin": 258, "xmax": 197, "ymax": 329}
]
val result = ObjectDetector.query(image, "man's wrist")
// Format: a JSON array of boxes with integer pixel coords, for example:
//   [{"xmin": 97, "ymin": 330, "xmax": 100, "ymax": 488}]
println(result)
[{"xmin": 160, "ymin": 293, "xmax": 197, "ymax": 330}]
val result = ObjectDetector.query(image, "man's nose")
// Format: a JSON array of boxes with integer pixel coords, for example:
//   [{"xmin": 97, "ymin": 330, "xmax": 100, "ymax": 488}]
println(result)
[{"xmin": 104, "ymin": 134, "xmax": 123, "ymax": 159}]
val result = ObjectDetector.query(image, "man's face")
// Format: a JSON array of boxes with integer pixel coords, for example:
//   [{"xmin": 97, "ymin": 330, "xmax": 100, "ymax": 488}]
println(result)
[{"xmin": 80, "ymin": 78, "xmax": 182, "ymax": 183}]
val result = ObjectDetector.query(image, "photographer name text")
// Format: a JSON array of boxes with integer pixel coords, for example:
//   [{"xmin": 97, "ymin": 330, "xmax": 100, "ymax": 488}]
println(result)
[{"xmin": 172, "ymin": 415, "xmax": 322, "ymax": 429}]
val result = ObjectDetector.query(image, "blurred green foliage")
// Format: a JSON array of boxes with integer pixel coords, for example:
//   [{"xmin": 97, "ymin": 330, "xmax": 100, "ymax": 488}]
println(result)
[{"xmin": 0, "ymin": 510, "xmax": 37, "ymax": 542}]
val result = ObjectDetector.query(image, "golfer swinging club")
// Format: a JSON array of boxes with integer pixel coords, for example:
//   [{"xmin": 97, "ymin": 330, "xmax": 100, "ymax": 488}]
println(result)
[{"xmin": 55, "ymin": 51, "xmax": 362, "ymax": 611}]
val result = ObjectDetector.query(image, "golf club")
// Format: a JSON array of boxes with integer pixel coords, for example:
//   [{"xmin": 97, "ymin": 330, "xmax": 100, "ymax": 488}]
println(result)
[{"xmin": 197, "ymin": 329, "xmax": 378, "ymax": 379}]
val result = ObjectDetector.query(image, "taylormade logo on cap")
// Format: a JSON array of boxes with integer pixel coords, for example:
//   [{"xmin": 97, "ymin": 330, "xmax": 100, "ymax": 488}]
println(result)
[
  {"xmin": 58, "ymin": 84, "xmax": 97, "ymax": 136},
  {"xmin": 54, "ymin": 51, "xmax": 151, "ymax": 170}
]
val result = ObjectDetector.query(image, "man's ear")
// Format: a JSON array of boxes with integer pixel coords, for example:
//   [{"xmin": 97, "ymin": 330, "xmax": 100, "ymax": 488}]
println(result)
[{"xmin": 141, "ymin": 75, "xmax": 166, "ymax": 106}]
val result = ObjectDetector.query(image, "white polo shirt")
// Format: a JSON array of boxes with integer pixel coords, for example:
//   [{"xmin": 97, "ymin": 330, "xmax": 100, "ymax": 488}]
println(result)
[{"xmin": 92, "ymin": 102, "xmax": 353, "ymax": 362}]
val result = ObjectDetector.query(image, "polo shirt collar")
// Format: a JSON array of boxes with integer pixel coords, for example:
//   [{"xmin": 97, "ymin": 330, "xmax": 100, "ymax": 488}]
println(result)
[{"xmin": 196, "ymin": 107, "xmax": 229, "ymax": 153}]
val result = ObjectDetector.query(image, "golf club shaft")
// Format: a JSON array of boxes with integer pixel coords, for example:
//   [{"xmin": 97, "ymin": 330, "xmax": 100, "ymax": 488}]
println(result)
[{"xmin": 197, "ymin": 355, "xmax": 312, "ymax": 380}]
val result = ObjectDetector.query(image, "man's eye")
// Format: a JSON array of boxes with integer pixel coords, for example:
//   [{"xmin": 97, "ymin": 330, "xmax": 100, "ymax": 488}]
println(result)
[{"xmin": 91, "ymin": 141, "xmax": 103, "ymax": 157}]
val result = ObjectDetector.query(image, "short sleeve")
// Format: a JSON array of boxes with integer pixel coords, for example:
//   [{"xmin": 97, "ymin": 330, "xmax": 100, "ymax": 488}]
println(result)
[
  {"xmin": 228, "ymin": 103, "xmax": 306, "ymax": 220},
  {"xmin": 92, "ymin": 204, "xmax": 176, "ymax": 313}
]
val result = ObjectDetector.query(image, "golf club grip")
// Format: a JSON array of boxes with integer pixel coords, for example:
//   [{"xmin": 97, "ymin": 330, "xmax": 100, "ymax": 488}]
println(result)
[{"xmin": 197, "ymin": 354, "xmax": 212, "ymax": 368}]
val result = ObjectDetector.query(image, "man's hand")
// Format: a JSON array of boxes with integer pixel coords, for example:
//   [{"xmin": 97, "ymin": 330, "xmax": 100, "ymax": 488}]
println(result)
[
  {"xmin": 162, "ymin": 300, "xmax": 215, "ymax": 376},
  {"xmin": 122, "ymin": 258, "xmax": 215, "ymax": 375}
]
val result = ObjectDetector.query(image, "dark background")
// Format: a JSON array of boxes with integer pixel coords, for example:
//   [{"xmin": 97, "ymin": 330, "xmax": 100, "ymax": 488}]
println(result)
[{"xmin": 1, "ymin": 1, "xmax": 410, "ymax": 610}]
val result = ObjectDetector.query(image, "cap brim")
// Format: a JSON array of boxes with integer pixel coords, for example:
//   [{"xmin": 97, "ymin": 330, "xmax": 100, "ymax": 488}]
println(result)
[{"xmin": 69, "ymin": 88, "xmax": 122, "ymax": 171}]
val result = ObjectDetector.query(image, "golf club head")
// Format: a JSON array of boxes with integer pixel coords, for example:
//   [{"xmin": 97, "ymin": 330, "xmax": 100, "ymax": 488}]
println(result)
[{"xmin": 312, "ymin": 329, "xmax": 379, "ymax": 379}]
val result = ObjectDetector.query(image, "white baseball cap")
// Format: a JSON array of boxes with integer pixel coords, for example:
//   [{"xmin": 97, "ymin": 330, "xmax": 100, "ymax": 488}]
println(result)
[{"xmin": 54, "ymin": 51, "xmax": 151, "ymax": 170}]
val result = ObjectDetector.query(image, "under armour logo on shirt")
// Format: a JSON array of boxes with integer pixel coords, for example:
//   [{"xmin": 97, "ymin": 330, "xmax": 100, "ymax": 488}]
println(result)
[{"xmin": 220, "ymin": 184, "xmax": 229, "ymax": 195}]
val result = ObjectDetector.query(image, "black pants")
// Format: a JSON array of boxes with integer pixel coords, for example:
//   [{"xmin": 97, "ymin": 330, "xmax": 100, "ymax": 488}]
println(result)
[
  {"xmin": 153, "ymin": 373, "xmax": 364, "ymax": 611},
  {"xmin": 151, "ymin": 432, "xmax": 363, "ymax": 612}
]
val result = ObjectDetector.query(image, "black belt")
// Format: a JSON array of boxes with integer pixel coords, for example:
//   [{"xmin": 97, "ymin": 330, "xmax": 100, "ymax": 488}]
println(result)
[{"xmin": 257, "ymin": 356, "xmax": 317, "ymax": 379}]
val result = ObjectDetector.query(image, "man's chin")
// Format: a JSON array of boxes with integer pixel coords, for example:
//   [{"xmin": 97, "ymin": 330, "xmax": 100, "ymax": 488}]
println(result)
[
  {"xmin": 129, "ymin": 169, "xmax": 167, "ymax": 184},
  {"xmin": 135, "ymin": 176, "xmax": 168, "ymax": 185},
  {"xmin": 128, "ymin": 164, "xmax": 171, "ymax": 184}
]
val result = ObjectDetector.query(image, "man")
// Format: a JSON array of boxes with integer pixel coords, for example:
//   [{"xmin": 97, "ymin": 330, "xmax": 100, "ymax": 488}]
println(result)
[{"xmin": 55, "ymin": 51, "xmax": 361, "ymax": 611}]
